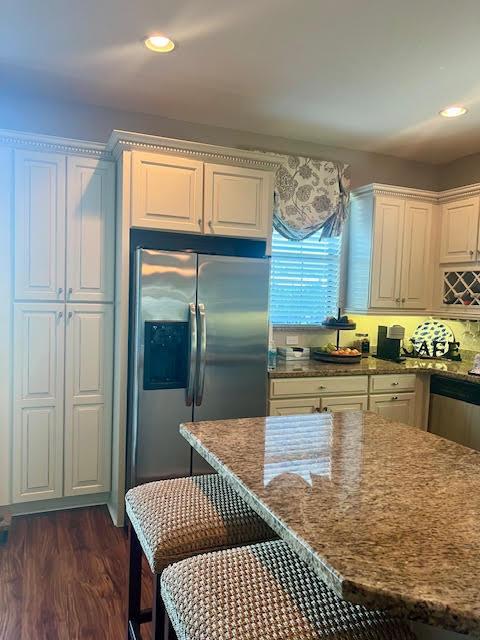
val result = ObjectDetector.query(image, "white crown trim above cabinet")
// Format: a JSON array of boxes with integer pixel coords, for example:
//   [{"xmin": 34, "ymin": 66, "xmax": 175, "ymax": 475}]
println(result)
[
  {"xmin": 14, "ymin": 151, "xmax": 66, "ymax": 301},
  {"xmin": 13, "ymin": 304, "xmax": 65, "ymax": 502},
  {"xmin": 64, "ymin": 304, "xmax": 113, "ymax": 496},
  {"xmin": 66, "ymin": 157, "xmax": 115, "ymax": 302}
]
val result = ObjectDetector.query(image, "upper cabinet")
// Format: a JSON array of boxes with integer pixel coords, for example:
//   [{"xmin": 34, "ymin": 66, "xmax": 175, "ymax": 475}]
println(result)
[
  {"xmin": 131, "ymin": 152, "xmax": 204, "ymax": 233},
  {"xmin": 66, "ymin": 157, "xmax": 115, "ymax": 302},
  {"xmin": 112, "ymin": 136, "xmax": 277, "ymax": 241},
  {"xmin": 346, "ymin": 186, "xmax": 433, "ymax": 312},
  {"xmin": 439, "ymin": 197, "xmax": 479, "ymax": 263},
  {"xmin": 14, "ymin": 150, "xmax": 115, "ymax": 303},
  {"xmin": 14, "ymin": 151, "xmax": 66, "ymax": 301},
  {"xmin": 203, "ymin": 163, "xmax": 271, "ymax": 238}
]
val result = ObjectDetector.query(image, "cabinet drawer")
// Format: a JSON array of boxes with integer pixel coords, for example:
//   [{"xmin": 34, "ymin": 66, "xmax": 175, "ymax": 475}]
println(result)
[
  {"xmin": 369, "ymin": 374, "xmax": 416, "ymax": 393},
  {"xmin": 270, "ymin": 376, "xmax": 368, "ymax": 398},
  {"xmin": 269, "ymin": 398, "xmax": 320, "ymax": 416}
]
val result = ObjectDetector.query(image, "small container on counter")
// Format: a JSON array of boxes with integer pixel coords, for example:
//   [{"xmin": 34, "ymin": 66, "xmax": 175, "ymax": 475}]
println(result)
[{"xmin": 353, "ymin": 333, "xmax": 370, "ymax": 358}]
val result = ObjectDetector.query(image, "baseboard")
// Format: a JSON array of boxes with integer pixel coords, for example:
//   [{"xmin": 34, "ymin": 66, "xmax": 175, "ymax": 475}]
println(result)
[{"xmin": 7, "ymin": 492, "xmax": 110, "ymax": 517}]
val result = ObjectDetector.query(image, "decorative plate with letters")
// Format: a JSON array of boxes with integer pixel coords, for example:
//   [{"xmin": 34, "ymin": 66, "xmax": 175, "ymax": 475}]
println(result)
[{"xmin": 411, "ymin": 320, "xmax": 455, "ymax": 357}]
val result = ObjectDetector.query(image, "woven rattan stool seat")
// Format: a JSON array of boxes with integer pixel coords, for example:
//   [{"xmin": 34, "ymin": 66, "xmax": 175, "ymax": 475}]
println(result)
[
  {"xmin": 125, "ymin": 474, "xmax": 275, "ymax": 573},
  {"xmin": 161, "ymin": 539, "xmax": 415, "ymax": 640}
]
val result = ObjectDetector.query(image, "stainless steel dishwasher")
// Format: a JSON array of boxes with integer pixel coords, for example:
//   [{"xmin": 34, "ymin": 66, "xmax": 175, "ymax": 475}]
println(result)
[{"xmin": 429, "ymin": 375, "xmax": 480, "ymax": 450}]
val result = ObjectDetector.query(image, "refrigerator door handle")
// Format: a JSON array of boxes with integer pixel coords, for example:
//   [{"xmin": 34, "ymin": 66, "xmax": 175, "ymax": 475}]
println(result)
[
  {"xmin": 195, "ymin": 303, "xmax": 207, "ymax": 406},
  {"xmin": 186, "ymin": 303, "xmax": 198, "ymax": 406}
]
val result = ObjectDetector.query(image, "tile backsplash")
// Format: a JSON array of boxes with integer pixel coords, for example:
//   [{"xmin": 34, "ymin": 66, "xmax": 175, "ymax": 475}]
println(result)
[{"xmin": 273, "ymin": 315, "xmax": 480, "ymax": 353}]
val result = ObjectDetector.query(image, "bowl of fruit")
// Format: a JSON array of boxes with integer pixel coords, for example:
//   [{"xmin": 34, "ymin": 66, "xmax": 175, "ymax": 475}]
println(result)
[{"xmin": 312, "ymin": 343, "xmax": 362, "ymax": 364}]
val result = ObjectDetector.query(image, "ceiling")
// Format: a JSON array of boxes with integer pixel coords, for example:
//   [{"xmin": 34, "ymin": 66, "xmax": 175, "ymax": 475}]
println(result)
[{"xmin": 1, "ymin": 0, "xmax": 480, "ymax": 164}]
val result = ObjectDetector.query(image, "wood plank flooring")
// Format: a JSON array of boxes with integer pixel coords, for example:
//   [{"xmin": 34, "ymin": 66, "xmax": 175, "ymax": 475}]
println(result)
[{"xmin": 0, "ymin": 506, "xmax": 154, "ymax": 640}]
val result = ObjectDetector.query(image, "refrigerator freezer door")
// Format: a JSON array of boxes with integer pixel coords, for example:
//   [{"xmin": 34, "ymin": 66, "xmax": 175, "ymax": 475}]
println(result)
[
  {"xmin": 130, "ymin": 249, "xmax": 197, "ymax": 485},
  {"xmin": 193, "ymin": 255, "xmax": 270, "ymax": 472}
]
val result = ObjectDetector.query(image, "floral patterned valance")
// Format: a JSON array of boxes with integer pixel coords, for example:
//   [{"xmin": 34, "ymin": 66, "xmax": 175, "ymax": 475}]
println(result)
[{"xmin": 273, "ymin": 155, "xmax": 351, "ymax": 241}]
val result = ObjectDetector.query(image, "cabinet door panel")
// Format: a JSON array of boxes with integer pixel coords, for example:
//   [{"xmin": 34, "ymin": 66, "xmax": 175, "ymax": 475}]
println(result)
[
  {"xmin": 321, "ymin": 395, "xmax": 368, "ymax": 412},
  {"xmin": 13, "ymin": 303, "xmax": 64, "ymax": 502},
  {"xmin": 269, "ymin": 398, "xmax": 320, "ymax": 416},
  {"xmin": 204, "ymin": 164, "xmax": 272, "ymax": 238},
  {"xmin": 64, "ymin": 304, "xmax": 113, "ymax": 496},
  {"xmin": 401, "ymin": 201, "xmax": 432, "ymax": 309},
  {"xmin": 440, "ymin": 198, "xmax": 479, "ymax": 263},
  {"xmin": 131, "ymin": 152, "xmax": 203, "ymax": 233},
  {"xmin": 369, "ymin": 393, "xmax": 415, "ymax": 426},
  {"xmin": 370, "ymin": 197, "xmax": 404, "ymax": 308},
  {"xmin": 67, "ymin": 157, "xmax": 115, "ymax": 302},
  {"xmin": 14, "ymin": 151, "xmax": 65, "ymax": 301}
]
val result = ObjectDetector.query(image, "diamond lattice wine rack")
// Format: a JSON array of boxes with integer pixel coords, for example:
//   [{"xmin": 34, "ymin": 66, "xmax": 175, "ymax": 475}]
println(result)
[{"xmin": 443, "ymin": 271, "xmax": 480, "ymax": 306}]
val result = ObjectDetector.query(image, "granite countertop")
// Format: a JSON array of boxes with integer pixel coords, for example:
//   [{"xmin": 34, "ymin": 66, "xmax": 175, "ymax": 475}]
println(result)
[
  {"xmin": 181, "ymin": 412, "xmax": 480, "ymax": 637},
  {"xmin": 269, "ymin": 355, "xmax": 479, "ymax": 383}
]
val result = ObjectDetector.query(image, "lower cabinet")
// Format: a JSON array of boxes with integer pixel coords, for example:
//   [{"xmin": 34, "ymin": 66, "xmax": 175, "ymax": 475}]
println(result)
[
  {"xmin": 13, "ymin": 302, "xmax": 113, "ymax": 503},
  {"xmin": 269, "ymin": 375, "xmax": 417, "ymax": 426},
  {"xmin": 320, "ymin": 395, "xmax": 368, "ymax": 413},
  {"xmin": 269, "ymin": 398, "xmax": 320, "ymax": 416},
  {"xmin": 369, "ymin": 393, "xmax": 416, "ymax": 426}
]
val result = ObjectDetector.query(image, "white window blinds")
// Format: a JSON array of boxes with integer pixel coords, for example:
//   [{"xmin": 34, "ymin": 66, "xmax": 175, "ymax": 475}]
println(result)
[{"xmin": 269, "ymin": 229, "xmax": 342, "ymax": 325}]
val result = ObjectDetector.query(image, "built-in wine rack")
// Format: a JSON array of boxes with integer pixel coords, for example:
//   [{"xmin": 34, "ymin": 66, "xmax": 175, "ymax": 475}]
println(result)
[{"xmin": 443, "ymin": 271, "xmax": 480, "ymax": 306}]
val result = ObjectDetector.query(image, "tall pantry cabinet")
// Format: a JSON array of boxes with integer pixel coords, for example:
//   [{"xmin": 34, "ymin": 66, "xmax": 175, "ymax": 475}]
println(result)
[{"xmin": 12, "ymin": 149, "xmax": 115, "ymax": 503}]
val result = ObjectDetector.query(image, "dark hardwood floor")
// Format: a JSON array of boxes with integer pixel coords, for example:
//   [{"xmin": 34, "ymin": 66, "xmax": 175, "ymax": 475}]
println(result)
[{"xmin": 0, "ymin": 506, "xmax": 154, "ymax": 640}]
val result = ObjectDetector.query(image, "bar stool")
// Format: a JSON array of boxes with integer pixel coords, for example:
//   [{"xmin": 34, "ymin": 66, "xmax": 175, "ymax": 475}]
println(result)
[
  {"xmin": 161, "ymin": 539, "xmax": 416, "ymax": 640},
  {"xmin": 125, "ymin": 474, "xmax": 276, "ymax": 640}
]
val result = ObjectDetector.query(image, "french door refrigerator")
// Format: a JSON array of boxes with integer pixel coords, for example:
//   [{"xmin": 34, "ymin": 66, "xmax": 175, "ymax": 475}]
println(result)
[{"xmin": 128, "ymin": 247, "xmax": 270, "ymax": 487}]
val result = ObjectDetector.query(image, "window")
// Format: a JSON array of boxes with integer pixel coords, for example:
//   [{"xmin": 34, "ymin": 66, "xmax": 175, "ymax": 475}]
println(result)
[{"xmin": 269, "ymin": 229, "xmax": 342, "ymax": 325}]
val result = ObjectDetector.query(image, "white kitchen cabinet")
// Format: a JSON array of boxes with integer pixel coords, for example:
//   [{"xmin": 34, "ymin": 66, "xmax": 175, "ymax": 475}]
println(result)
[
  {"xmin": 439, "ymin": 197, "xmax": 479, "ymax": 263},
  {"xmin": 370, "ymin": 196, "xmax": 405, "ymax": 308},
  {"xmin": 369, "ymin": 392, "xmax": 416, "ymax": 426},
  {"xmin": 320, "ymin": 395, "xmax": 368, "ymax": 413},
  {"xmin": 14, "ymin": 151, "xmax": 66, "ymax": 301},
  {"xmin": 66, "ymin": 157, "xmax": 115, "ymax": 302},
  {"xmin": 401, "ymin": 200, "xmax": 433, "ymax": 308},
  {"xmin": 269, "ymin": 398, "xmax": 320, "ymax": 416},
  {"xmin": 130, "ymin": 151, "xmax": 204, "ymax": 233},
  {"xmin": 13, "ymin": 303, "xmax": 65, "ymax": 502},
  {"xmin": 346, "ymin": 185, "xmax": 434, "ymax": 312},
  {"xmin": 64, "ymin": 304, "xmax": 113, "ymax": 496},
  {"xmin": 204, "ymin": 163, "xmax": 272, "ymax": 238}
]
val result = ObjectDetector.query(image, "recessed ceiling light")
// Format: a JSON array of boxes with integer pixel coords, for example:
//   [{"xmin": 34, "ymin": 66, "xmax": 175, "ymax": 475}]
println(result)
[
  {"xmin": 439, "ymin": 105, "xmax": 467, "ymax": 118},
  {"xmin": 144, "ymin": 35, "xmax": 175, "ymax": 53}
]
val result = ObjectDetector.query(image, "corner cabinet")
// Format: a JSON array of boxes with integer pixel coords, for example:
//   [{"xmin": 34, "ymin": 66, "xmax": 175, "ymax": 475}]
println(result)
[
  {"xmin": 439, "ymin": 197, "xmax": 480, "ymax": 263},
  {"xmin": 346, "ymin": 185, "xmax": 434, "ymax": 313},
  {"xmin": 127, "ymin": 148, "xmax": 275, "ymax": 240}
]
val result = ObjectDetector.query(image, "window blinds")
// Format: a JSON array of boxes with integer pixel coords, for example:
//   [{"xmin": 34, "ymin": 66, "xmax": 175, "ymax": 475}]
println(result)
[{"xmin": 269, "ymin": 230, "xmax": 341, "ymax": 325}]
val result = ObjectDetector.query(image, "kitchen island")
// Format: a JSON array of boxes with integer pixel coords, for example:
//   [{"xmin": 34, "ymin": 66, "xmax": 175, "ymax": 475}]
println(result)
[{"xmin": 181, "ymin": 411, "xmax": 480, "ymax": 638}]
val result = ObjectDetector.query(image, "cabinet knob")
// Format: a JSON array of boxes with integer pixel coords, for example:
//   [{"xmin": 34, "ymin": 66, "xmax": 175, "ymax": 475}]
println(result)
[
  {"xmin": 208, "ymin": 220, "xmax": 214, "ymax": 231},
  {"xmin": 395, "ymin": 297, "xmax": 400, "ymax": 303},
  {"xmin": 392, "ymin": 395, "xmax": 399, "ymax": 401},
  {"xmin": 58, "ymin": 287, "xmax": 63, "ymax": 295},
  {"xmin": 68, "ymin": 311, "xmax": 73, "ymax": 319},
  {"xmin": 68, "ymin": 287, "xmax": 73, "ymax": 296},
  {"xmin": 318, "ymin": 385, "xmax": 326, "ymax": 390},
  {"xmin": 314, "ymin": 408, "xmax": 322, "ymax": 413},
  {"xmin": 198, "ymin": 218, "xmax": 202, "ymax": 226},
  {"xmin": 401, "ymin": 298, "xmax": 406, "ymax": 303},
  {"xmin": 57, "ymin": 311, "xmax": 63, "ymax": 319},
  {"xmin": 392, "ymin": 382, "xmax": 399, "ymax": 386},
  {"xmin": 470, "ymin": 250, "xmax": 475, "ymax": 256}
]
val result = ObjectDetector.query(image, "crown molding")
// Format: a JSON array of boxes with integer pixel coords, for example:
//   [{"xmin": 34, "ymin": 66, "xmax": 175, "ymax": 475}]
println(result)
[
  {"xmin": 0, "ymin": 128, "xmax": 110, "ymax": 159},
  {"xmin": 351, "ymin": 182, "xmax": 438, "ymax": 203},
  {"xmin": 352, "ymin": 181, "xmax": 480, "ymax": 204},
  {"xmin": 107, "ymin": 130, "xmax": 281, "ymax": 170},
  {"xmin": 437, "ymin": 182, "xmax": 480, "ymax": 203}
]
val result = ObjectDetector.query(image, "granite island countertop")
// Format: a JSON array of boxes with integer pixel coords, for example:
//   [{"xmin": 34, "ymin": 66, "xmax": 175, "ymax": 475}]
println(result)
[
  {"xmin": 181, "ymin": 411, "xmax": 480, "ymax": 637},
  {"xmin": 269, "ymin": 355, "xmax": 479, "ymax": 383}
]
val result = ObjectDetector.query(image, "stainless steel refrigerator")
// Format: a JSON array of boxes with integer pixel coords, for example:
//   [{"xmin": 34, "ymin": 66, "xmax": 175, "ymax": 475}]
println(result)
[{"xmin": 128, "ymin": 248, "xmax": 270, "ymax": 487}]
